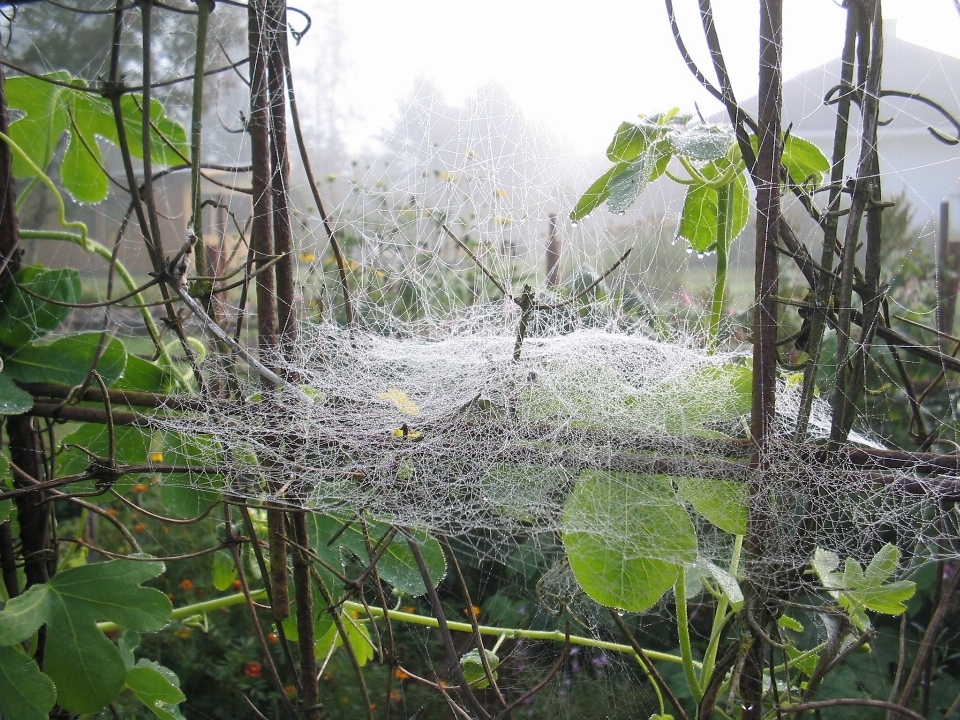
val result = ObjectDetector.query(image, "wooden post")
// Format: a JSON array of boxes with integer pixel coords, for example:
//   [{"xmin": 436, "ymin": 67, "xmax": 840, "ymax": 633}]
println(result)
[{"xmin": 546, "ymin": 213, "xmax": 561, "ymax": 286}]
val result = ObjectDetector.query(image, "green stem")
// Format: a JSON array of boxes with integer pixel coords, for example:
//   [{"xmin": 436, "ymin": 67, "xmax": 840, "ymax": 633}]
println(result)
[
  {"xmin": 708, "ymin": 181, "xmax": 732, "ymax": 352},
  {"xmin": 19, "ymin": 229, "xmax": 178, "ymax": 378},
  {"xmin": 96, "ymin": 591, "xmax": 692, "ymax": 668},
  {"xmin": 676, "ymin": 565, "xmax": 704, "ymax": 703},
  {"xmin": 0, "ymin": 130, "xmax": 88, "ymax": 249},
  {"xmin": 700, "ymin": 534, "xmax": 744, "ymax": 689}
]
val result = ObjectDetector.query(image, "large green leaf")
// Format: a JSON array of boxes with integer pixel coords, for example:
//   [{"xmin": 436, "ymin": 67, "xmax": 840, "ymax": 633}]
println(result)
[
  {"xmin": 0, "ymin": 644, "xmax": 57, "ymax": 720},
  {"xmin": 157, "ymin": 432, "xmax": 223, "ymax": 518},
  {"xmin": 676, "ymin": 477, "xmax": 748, "ymax": 535},
  {"xmin": 57, "ymin": 423, "xmax": 151, "ymax": 493},
  {"xmin": 606, "ymin": 121, "xmax": 649, "ymax": 162},
  {"xmin": 6, "ymin": 72, "xmax": 72, "ymax": 176},
  {"xmin": 606, "ymin": 155, "xmax": 654, "ymax": 215},
  {"xmin": 5, "ymin": 333, "xmax": 127, "ymax": 387},
  {"xmin": 119, "ymin": 95, "xmax": 189, "ymax": 167},
  {"xmin": 569, "ymin": 162, "xmax": 627, "ymax": 222},
  {"xmin": 677, "ymin": 169, "xmax": 749, "ymax": 253},
  {"xmin": 633, "ymin": 364, "xmax": 752, "ymax": 436},
  {"xmin": 667, "ymin": 124, "xmax": 735, "ymax": 161},
  {"xmin": 114, "ymin": 355, "xmax": 175, "ymax": 393},
  {"xmin": 563, "ymin": 472, "xmax": 697, "ymax": 612},
  {"xmin": 306, "ymin": 512, "xmax": 446, "ymax": 595},
  {"xmin": 6, "ymin": 72, "xmax": 188, "ymax": 204},
  {"xmin": 0, "ymin": 559, "xmax": 170, "ymax": 713},
  {"xmin": 0, "ymin": 370, "xmax": 33, "ymax": 415},
  {"xmin": 0, "ymin": 266, "xmax": 81, "ymax": 351},
  {"xmin": 125, "ymin": 662, "xmax": 186, "ymax": 720}
]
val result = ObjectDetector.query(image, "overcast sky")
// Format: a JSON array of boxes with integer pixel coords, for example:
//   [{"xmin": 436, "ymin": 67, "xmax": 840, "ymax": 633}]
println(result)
[{"xmin": 289, "ymin": 1, "xmax": 960, "ymax": 155}]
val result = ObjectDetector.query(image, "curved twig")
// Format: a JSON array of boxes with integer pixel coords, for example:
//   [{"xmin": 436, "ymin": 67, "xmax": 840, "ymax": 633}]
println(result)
[{"xmin": 780, "ymin": 699, "xmax": 925, "ymax": 720}]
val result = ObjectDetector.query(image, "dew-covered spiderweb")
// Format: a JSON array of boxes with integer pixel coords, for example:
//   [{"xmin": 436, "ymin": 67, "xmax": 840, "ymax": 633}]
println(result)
[{"xmin": 13, "ymin": 1, "xmax": 960, "ymax": 715}]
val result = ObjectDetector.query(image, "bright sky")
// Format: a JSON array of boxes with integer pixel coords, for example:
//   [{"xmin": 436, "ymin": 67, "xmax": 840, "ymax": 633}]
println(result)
[{"xmin": 291, "ymin": 0, "xmax": 960, "ymax": 155}]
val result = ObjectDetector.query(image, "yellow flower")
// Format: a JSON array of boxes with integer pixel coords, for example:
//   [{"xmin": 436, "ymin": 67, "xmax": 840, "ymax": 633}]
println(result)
[
  {"xmin": 299, "ymin": 252, "xmax": 317, "ymax": 263},
  {"xmin": 149, "ymin": 452, "xmax": 164, "ymax": 463},
  {"xmin": 494, "ymin": 216, "xmax": 514, "ymax": 225}
]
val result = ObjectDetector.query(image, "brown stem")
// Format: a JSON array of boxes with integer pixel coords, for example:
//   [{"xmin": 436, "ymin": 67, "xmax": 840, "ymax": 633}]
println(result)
[
  {"xmin": 267, "ymin": 0, "xmax": 297, "ymax": 353},
  {"xmin": 742, "ymin": 0, "xmax": 783, "ymax": 718},
  {"xmin": 290, "ymin": 512, "xmax": 321, "ymax": 718}
]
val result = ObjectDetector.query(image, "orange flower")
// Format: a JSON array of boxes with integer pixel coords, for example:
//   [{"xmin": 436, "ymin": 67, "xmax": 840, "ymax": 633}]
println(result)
[
  {"xmin": 106, "ymin": 508, "xmax": 119, "ymax": 517},
  {"xmin": 133, "ymin": 523, "xmax": 146, "ymax": 534},
  {"xmin": 178, "ymin": 579, "xmax": 195, "ymax": 591},
  {"xmin": 390, "ymin": 690, "xmax": 402, "ymax": 703},
  {"xmin": 174, "ymin": 627, "xmax": 191, "ymax": 639},
  {"xmin": 284, "ymin": 685, "xmax": 297, "ymax": 696},
  {"xmin": 463, "ymin": 605, "xmax": 481, "ymax": 619},
  {"xmin": 267, "ymin": 632, "xmax": 279, "ymax": 645},
  {"xmin": 243, "ymin": 662, "xmax": 262, "ymax": 678},
  {"xmin": 231, "ymin": 579, "xmax": 242, "ymax": 591},
  {"xmin": 132, "ymin": 484, "xmax": 149, "ymax": 493},
  {"xmin": 394, "ymin": 667, "xmax": 411, "ymax": 681},
  {"xmin": 401, "ymin": 606, "xmax": 417, "ymax": 614}
]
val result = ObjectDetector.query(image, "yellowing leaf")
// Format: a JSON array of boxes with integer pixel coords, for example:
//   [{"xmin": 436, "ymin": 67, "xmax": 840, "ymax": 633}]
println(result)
[{"xmin": 378, "ymin": 388, "xmax": 420, "ymax": 416}]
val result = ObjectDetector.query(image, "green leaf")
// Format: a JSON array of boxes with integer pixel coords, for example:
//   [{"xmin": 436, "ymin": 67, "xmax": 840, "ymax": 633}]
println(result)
[
  {"xmin": 570, "ymin": 163, "xmax": 627, "ymax": 222},
  {"xmin": 0, "ymin": 266, "xmax": 81, "ymax": 351},
  {"xmin": 607, "ymin": 155, "xmax": 654, "ymax": 215},
  {"xmin": 461, "ymin": 648, "xmax": 500, "ymax": 689},
  {"xmin": 125, "ymin": 663, "xmax": 186, "ymax": 720},
  {"xmin": 634, "ymin": 364, "xmax": 752, "ymax": 435},
  {"xmin": 606, "ymin": 121, "xmax": 649, "ymax": 162},
  {"xmin": 812, "ymin": 544, "xmax": 915, "ymax": 620},
  {"xmin": 0, "ymin": 559, "xmax": 171, "ymax": 713},
  {"xmin": 305, "ymin": 512, "xmax": 446, "ymax": 595},
  {"xmin": 57, "ymin": 423, "xmax": 151, "ymax": 493},
  {"xmin": 748, "ymin": 133, "xmax": 830, "ymax": 188},
  {"xmin": 343, "ymin": 616, "xmax": 375, "ymax": 667},
  {"xmin": 6, "ymin": 72, "xmax": 72, "ymax": 175},
  {"xmin": 778, "ymin": 615, "xmax": 804, "ymax": 633},
  {"xmin": 119, "ymin": 95, "xmax": 189, "ymax": 167},
  {"xmin": 212, "ymin": 550, "xmax": 237, "ymax": 592},
  {"xmin": 5, "ymin": 333, "xmax": 126, "ymax": 387},
  {"xmin": 157, "ymin": 432, "xmax": 223, "ymax": 518},
  {"xmin": 782, "ymin": 135, "xmax": 830, "ymax": 187},
  {"xmin": 0, "ymin": 645, "xmax": 57, "ymax": 720},
  {"xmin": 114, "ymin": 356, "xmax": 174, "ymax": 393},
  {"xmin": 0, "ymin": 370, "xmax": 33, "ymax": 415},
  {"xmin": 675, "ymin": 477, "xmax": 747, "ymax": 535},
  {"xmin": 60, "ymin": 92, "xmax": 113, "ymax": 203},
  {"xmin": 667, "ymin": 124, "xmax": 735, "ymax": 161},
  {"xmin": 563, "ymin": 472, "xmax": 697, "ymax": 612},
  {"xmin": 7, "ymin": 72, "xmax": 188, "ymax": 204},
  {"xmin": 677, "ymin": 170, "xmax": 749, "ymax": 252}
]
